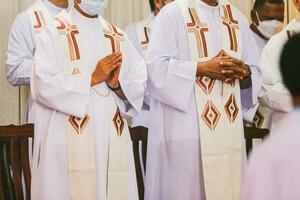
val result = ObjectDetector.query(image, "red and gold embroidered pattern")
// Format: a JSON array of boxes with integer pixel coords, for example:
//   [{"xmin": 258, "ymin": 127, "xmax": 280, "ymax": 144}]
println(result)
[
  {"xmin": 104, "ymin": 23, "xmax": 124, "ymax": 53},
  {"xmin": 141, "ymin": 27, "xmax": 150, "ymax": 49},
  {"xmin": 222, "ymin": 5, "xmax": 239, "ymax": 52},
  {"xmin": 253, "ymin": 109, "xmax": 265, "ymax": 128},
  {"xmin": 55, "ymin": 18, "xmax": 80, "ymax": 61},
  {"xmin": 196, "ymin": 76, "xmax": 216, "ymax": 95},
  {"xmin": 33, "ymin": 10, "xmax": 46, "ymax": 32},
  {"xmin": 69, "ymin": 115, "xmax": 90, "ymax": 135},
  {"xmin": 72, "ymin": 67, "xmax": 81, "ymax": 75},
  {"xmin": 113, "ymin": 109, "xmax": 124, "ymax": 136},
  {"xmin": 201, "ymin": 100, "xmax": 221, "ymax": 131},
  {"xmin": 224, "ymin": 94, "xmax": 239, "ymax": 123},
  {"xmin": 187, "ymin": 8, "xmax": 209, "ymax": 58}
]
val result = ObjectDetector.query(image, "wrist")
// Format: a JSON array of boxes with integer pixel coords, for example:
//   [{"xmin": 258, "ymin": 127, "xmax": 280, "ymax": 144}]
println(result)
[
  {"xmin": 197, "ymin": 61, "xmax": 208, "ymax": 76},
  {"xmin": 245, "ymin": 65, "xmax": 252, "ymax": 77},
  {"xmin": 107, "ymin": 81, "xmax": 121, "ymax": 92},
  {"xmin": 91, "ymin": 74, "xmax": 97, "ymax": 86}
]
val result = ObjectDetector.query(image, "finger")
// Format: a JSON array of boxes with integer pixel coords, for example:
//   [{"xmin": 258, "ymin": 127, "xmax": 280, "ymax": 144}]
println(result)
[
  {"xmin": 221, "ymin": 69, "xmax": 235, "ymax": 75},
  {"xmin": 106, "ymin": 63, "xmax": 119, "ymax": 72},
  {"xmin": 225, "ymin": 74, "xmax": 244, "ymax": 80},
  {"xmin": 110, "ymin": 54, "xmax": 122, "ymax": 64},
  {"xmin": 217, "ymin": 49, "xmax": 228, "ymax": 57},
  {"xmin": 224, "ymin": 78, "xmax": 234, "ymax": 83},
  {"xmin": 220, "ymin": 57, "xmax": 243, "ymax": 64}
]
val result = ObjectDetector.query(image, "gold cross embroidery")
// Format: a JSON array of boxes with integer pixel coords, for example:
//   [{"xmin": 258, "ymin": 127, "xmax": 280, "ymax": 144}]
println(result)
[
  {"xmin": 33, "ymin": 11, "xmax": 46, "ymax": 32},
  {"xmin": 141, "ymin": 27, "xmax": 150, "ymax": 49},
  {"xmin": 187, "ymin": 8, "xmax": 209, "ymax": 58},
  {"xmin": 222, "ymin": 5, "xmax": 239, "ymax": 52},
  {"xmin": 55, "ymin": 18, "xmax": 80, "ymax": 61},
  {"xmin": 104, "ymin": 23, "xmax": 124, "ymax": 53}
]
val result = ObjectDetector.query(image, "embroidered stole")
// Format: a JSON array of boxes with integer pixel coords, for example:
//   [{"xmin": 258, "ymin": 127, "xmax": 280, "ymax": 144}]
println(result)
[
  {"xmin": 53, "ymin": 14, "xmax": 97, "ymax": 200},
  {"xmin": 136, "ymin": 14, "xmax": 154, "ymax": 58},
  {"xmin": 27, "ymin": 0, "xmax": 51, "ymax": 34},
  {"xmin": 99, "ymin": 16, "xmax": 132, "ymax": 200},
  {"xmin": 177, "ymin": 0, "xmax": 243, "ymax": 199}
]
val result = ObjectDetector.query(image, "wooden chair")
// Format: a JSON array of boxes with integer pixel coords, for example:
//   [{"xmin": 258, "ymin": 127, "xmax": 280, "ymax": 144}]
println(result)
[
  {"xmin": 129, "ymin": 126, "xmax": 148, "ymax": 200},
  {"xmin": 0, "ymin": 124, "xmax": 34, "ymax": 200},
  {"xmin": 244, "ymin": 126, "xmax": 270, "ymax": 157}
]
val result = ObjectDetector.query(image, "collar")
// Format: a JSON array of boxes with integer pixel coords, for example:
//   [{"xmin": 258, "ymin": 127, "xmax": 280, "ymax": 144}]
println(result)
[
  {"xmin": 72, "ymin": 6, "xmax": 99, "ymax": 26},
  {"xmin": 197, "ymin": 0, "xmax": 220, "ymax": 8}
]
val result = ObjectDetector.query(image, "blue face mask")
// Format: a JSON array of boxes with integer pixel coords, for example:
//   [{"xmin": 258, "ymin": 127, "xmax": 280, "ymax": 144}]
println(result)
[{"xmin": 78, "ymin": 0, "xmax": 108, "ymax": 16}]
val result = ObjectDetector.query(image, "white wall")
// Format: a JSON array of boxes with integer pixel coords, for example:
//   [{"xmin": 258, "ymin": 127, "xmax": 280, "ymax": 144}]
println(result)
[{"xmin": 0, "ymin": 0, "xmax": 297, "ymax": 125}]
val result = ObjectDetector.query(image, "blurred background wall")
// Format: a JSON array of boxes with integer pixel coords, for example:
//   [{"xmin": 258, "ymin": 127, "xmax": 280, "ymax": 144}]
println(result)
[{"xmin": 0, "ymin": 0, "xmax": 297, "ymax": 125}]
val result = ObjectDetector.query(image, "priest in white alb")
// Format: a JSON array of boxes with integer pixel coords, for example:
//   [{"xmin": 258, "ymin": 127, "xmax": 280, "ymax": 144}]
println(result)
[
  {"xmin": 6, "ymin": 0, "xmax": 69, "ymax": 122},
  {"xmin": 258, "ymin": 0, "xmax": 300, "ymax": 131},
  {"xmin": 30, "ymin": 0, "xmax": 147, "ymax": 199},
  {"xmin": 145, "ymin": 0, "xmax": 261, "ymax": 199}
]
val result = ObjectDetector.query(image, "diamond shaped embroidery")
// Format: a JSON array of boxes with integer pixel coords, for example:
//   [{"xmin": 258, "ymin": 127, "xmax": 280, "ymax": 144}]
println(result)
[
  {"xmin": 224, "ymin": 94, "xmax": 239, "ymax": 123},
  {"xmin": 253, "ymin": 109, "xmax": 265, "ymax": 128},
  {"xmin": 113, "ymin": 109, "xmax": 124, "ymax": 136},
  {"xmin": 69, "ymin": 114, "xmax": 90, "ymax": 135},
  {"xmin": 196, "ymin": 76, "xmax": 216, "ymax": 95},
  {"xmin": 201, "ymin": 100, "xmax": 221, "ymax": 131}
]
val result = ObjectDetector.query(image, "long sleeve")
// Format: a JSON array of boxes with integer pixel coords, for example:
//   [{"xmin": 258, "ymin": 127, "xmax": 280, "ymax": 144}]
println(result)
[
  {"xmin": 114, "ymin": 34, "xmax": 147, "ymax": 118},
  {"xmin": 258, "ymin": 36, "xmax": 293, "ymax": 113},
  {"xmin": 125, "ymin": 24, "xmax": 143, "ymax": 57},
  {"xmin": 146, "ymin": 5, "xmax": 197, "ymax": 112},
  {"xmin": 237, "ymin": 9, "xmax": 262, "ymax": 122},
  {"xmin": 31, "ymin": 26, "xmax": 91, "ymax": 118},
  {"xmin": 6, "ymin": 13, "xmax": 35, "ymax": 86}
]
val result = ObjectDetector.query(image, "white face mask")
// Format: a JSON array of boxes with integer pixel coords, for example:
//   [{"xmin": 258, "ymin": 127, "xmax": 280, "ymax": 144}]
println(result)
[
  {"xmin": 255, "ymin": 12, "xmax": 283, "ymax": 39},
  {"xmin": 77, "ymin": 0, "xmax": 108, "ymax": 15}
]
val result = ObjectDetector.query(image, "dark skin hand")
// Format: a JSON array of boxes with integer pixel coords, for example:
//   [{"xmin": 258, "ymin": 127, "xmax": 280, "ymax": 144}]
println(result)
[
  {"xmin": 91, "ymin": 53, "xmax": 126, "ymax": 99},
  {"xmin": 197, "ymin": 50, "xmax": 251, "ymax": 89}
]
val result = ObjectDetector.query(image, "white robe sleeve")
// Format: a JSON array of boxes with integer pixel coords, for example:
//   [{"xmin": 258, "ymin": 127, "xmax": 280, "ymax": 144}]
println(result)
[
  {"xmin": 6, "ymin": 13, "xmax": 35, "ymax": 86},
  {"xmin": 237, "ymin": 10, "xmax": 262, "ymax": 122},
  {"xmin": 125, "ymin": 24, "xmax": 143, "ymax": 57},
  {"xmin": 113, "ymin": 34, "xmax": 147, "ymax": 118},
  {"xmin": 258, "ymin": 37, "xmax": 293, "ymax": 113},
  {"xmin": 31, "ymin": 26, "xmax": 91, "ymax": 118},
  {"xmin": 146, "ymin": 7, "xmax": 197, "ymax": 112}
]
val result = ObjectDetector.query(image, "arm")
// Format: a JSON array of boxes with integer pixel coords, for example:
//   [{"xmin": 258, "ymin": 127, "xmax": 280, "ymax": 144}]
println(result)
[
  {"xmin": 146, "ymin": 5, "xmax": 197, "ymax": 112},
  {"xmin": 239, "ymin": 13, "xmax": 262, "ymax": 121},
  {"xmin": 6, "ymin": 13, "xmax": 35, "ymax": 86},
  {"xmin": 258, "ymin": 39, "xmax": 293, "ymax": 112},
  {"xmin": 31, "ymin": 26, "xmax": 91, "ymax": 118},
  {"xmin": 113, "ymin": 35, "xmax": 147, "ymax": 117}
]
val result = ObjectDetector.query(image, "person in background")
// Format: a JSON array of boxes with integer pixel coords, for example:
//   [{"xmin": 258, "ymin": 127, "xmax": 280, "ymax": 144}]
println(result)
[
  {"xmin": 6, "ymin": 0, "xmax": 69, "ymax": 123},
  {"xmin": 259, "ymin": 0, "xmax": 300, "ymax": 131},
  {"xmin": 250, "ymin": 0, "xmax": 284, "ymax": 55},
  {"xmin": 248, "ymin": 0, "xmax": 284, "ymax": 129},
  {"xmin": 242, "ymin": 33, "xmax": 300, "ymax": 200}
]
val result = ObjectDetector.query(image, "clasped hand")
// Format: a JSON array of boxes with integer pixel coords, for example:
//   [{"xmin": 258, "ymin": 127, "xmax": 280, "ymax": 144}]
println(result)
[
  {"xmin": 197, "ymin": 50, "xmax": 250, "ymax": 83},
  {"xmin": 91, "ymin": 53, "xmax": 122, "ymax": 88}
]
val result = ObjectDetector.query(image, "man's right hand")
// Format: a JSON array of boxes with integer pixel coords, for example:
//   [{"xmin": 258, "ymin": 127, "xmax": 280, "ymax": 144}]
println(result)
[{"xmin": 91, "ymin": 53, "xmax": 122, "ymax": 86}]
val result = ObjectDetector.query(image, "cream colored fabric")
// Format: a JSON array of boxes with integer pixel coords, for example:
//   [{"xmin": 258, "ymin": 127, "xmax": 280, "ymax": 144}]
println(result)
[{"xmin": 177, "ymin": 0, "xmax": 243, "ymax": 199}]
